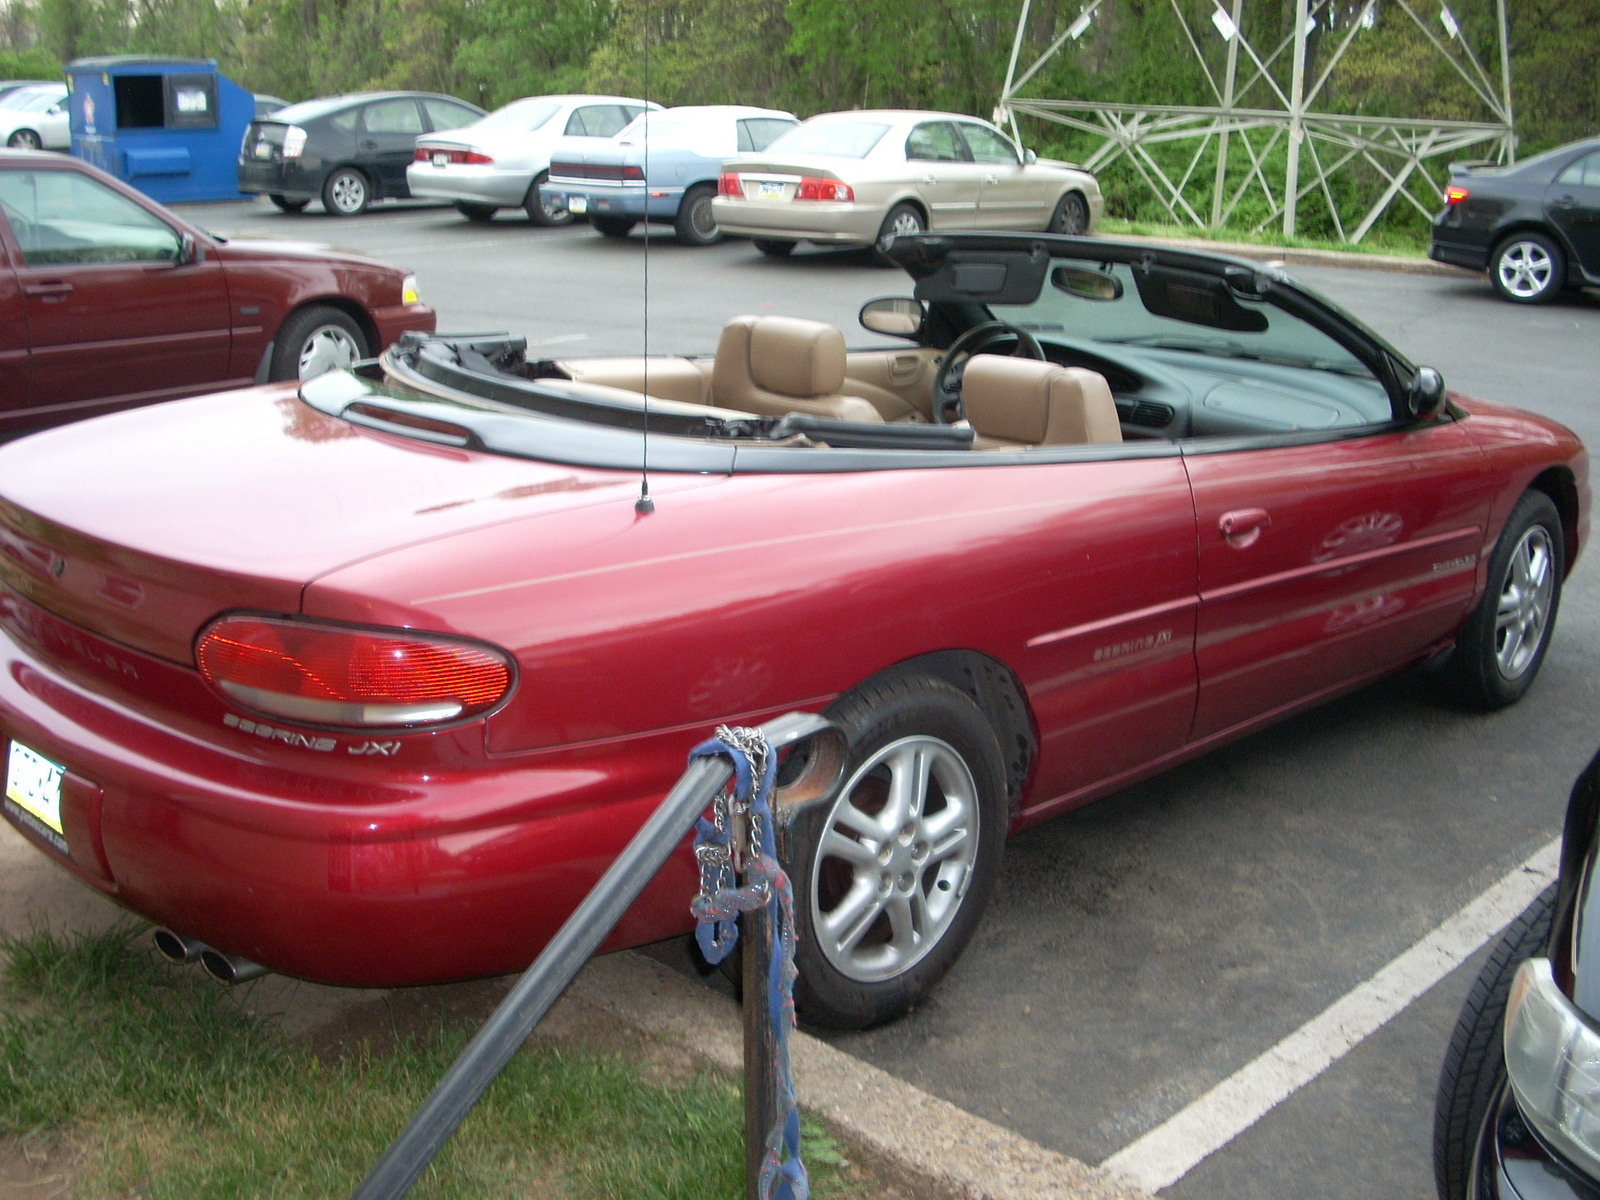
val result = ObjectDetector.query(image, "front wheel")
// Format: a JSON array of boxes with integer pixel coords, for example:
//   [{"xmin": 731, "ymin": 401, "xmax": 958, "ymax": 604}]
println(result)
[
  {"xmin": 321, "ymin": 168, "xmax": 370, "ymax": 217},
  {"xmin": 455, "ymin": 201, "xmax": 498, "ymax": 222},
  {"xmin": 753, "ymin": 238, "xmax": 796, "ymax": 258},
  {"xmin": 674, "ymin": 183, "xmax": 721, "ymax": 246},
  {"xmin": 1490, "ymin": 232, "xmax": 1564, "ymax": 304},
  {"xmin": 1049, "ymin": 191, "xmax": 1090, "ymax": 235},
  {"xmin": 591, "ymin": 215, "xmax": 636, "ymax": 239},
  {"xmin": 1433, "ymin": 886, "xmax": 1555, "ymax": 1200},
  {"xmin": 789, "ymin": 673, "xmax": 1007, "ymax": 1029},
  {"xmin": 268, "ymin": 305, "xmax": 369, "ymax": 382},
  {"xmin": 524, "ymin": 171, "xmax": 572, "ymax": 227},
  {"xmin": 6, "ymin": 129, "xmax": 42, "ymax": 150},
  {"xmin": 1436, "ymin": 489, "xmax": 1564, "ymax": 710}
]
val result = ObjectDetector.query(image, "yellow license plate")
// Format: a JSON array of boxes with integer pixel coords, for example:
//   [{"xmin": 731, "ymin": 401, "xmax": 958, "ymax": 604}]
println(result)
[{"xmin": 5, "ymin": 740, "xmax": 66, "ymax": 848}]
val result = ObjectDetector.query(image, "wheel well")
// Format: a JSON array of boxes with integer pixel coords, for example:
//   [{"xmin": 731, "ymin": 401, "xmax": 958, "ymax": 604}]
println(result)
[
  {"xmin": 889, "ymin": 197, "xmax": 930, "ymax": 227},
  {"xmin": 850, "ymin": 650, "xmax": 1036, "ymax": 813},
  {"xmin": 280, "ymin": 298, "xmax": 378, "ymax": 358},
  {"xmin": 1528, "ymin": 467, "xmax": 1581, "ymax": 576}
]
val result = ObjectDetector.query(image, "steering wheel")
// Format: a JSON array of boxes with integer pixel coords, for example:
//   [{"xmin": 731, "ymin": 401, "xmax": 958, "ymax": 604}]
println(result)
[{"xmin": 930, "ymin": 321, "xmax": 1046, "ymax": 424}]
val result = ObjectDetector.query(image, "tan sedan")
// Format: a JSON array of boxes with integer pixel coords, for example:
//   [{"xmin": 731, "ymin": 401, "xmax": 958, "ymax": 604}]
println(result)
[{"xmin": 711, "ymin": 109, "xmax": 1102, "ymax": 257}]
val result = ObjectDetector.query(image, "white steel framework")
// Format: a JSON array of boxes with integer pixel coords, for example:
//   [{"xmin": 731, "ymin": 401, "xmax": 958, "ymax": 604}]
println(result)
[{"xmin": 996, "ymin": 0, "xmax": 1514, "ymax": 241}]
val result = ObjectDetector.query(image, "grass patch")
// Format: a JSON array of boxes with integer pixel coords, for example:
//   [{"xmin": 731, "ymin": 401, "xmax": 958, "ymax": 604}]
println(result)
[
  {"xmin": 0, "ymin": 924, "xmax": 864, "ymax": 1199},
  {"xmin": 1099, "ymin": 217, "xmax": 1430, "ymax": 258}
]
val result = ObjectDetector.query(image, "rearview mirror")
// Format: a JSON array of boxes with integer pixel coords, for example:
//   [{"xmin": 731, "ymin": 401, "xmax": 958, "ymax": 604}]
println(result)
[
  {"xmin": 860, "ymin": 296, "xmax": 925, "ymax": 338},
  {"xmin": 1408, "ymin": 366, "xmax": 1446, "ymax": 418},
  {"xmin": 1051, "ymin": 265, "xmax": 1122, "ymax": 301}
]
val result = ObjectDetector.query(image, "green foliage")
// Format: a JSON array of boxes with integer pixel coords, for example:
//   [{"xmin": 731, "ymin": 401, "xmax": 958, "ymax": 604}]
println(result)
[
  {"xmin": 588, "ymin": 0, "xmax": 792, "ymax": 109},
  {"xmin": 0, "ymin": 45, "xmax": 59, "ymax": 76}
]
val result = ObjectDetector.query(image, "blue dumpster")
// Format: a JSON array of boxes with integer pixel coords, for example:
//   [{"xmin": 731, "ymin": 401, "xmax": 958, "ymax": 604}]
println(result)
[{"xmin": 67, "ymin": 56, "xmax": 255, "ymax": 202}]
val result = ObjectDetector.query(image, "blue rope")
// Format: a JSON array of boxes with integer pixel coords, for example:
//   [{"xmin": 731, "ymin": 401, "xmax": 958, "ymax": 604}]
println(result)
[{"xmin": 689, "ymin": 733, "xmax": 808, "ymax": 1200}]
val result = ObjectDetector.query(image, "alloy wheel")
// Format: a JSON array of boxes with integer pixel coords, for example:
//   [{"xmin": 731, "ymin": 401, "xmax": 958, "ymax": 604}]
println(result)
[
  {"xmin": 1496, "ymin": 240, "xmax": 1555, "ymax": 300},
  {"xmin": 809, "ymin": 734, "xmax": 978, "ymax": 983},
  {"xmin": 7, "ymin": 129, "xmax": 41, "ymax": 149},
  {"xmin": 297, "ymin": 325, "xmax": 362, "ymax": 379},
  {"xmin": 1495, "ymin": 524, "xmax": 1554, "ymax": 679},
  {"xmin": 328, "ymin": 173, "xmax": 367, "ymax": 215}
]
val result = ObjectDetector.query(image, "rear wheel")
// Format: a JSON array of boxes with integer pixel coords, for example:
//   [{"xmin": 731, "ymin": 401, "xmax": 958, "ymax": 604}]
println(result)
[
  {"xmin": 524, "ymin": 171, "xmax": 572, "ymax": 226},
  {"xmin": 269, "ymin": 305, "xmax": 369, "ymax": 382},
  {"xmin": 1436, "ymin": 489, "xmax": 1563, "ymax": 710},
  {"xmin": 1433, "ymin": 886, "xmax": 1555, "ymax": 1200},
  {"xmin": 455, "ymin": 201, "xmax": 498, "ymax": 222},
  {"xmin": 269, "ymin": 194, "xmax": 309, "ymax": 213},
  {"xmin": 1490, "ymin": 232, "xmax": 1564, "ymax": 304},
  {"xmin": 321, "ymin": 167, "xmax": 370, "ymax": 217},
  {"xmin": 789, "ymin": 672, "xmax": 1007, "ymax": 1029},
  {"xmin": 591, "ymin": 215, "xmax": 636, "ymax": 239},
  {"xmin": 753, "ymin": 238, "xmax": 796, "ymax": 258},
  {"xmin": 6, "ymin": 129, "xmax": 42, "ymax": 150},
  {"xmin": 674, "ymin": 183, "xmax": 721, "ymax": 246},
  {"xmin": 1049, "ymin": 191, "xmax": 1090, "ymax": 235},
  {"xmin": 874, "ymin": 203, "xmax": 925, "ymax": 266}
]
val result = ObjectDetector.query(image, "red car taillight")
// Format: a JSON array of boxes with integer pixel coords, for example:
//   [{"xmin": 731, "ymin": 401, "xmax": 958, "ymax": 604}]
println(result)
[
  {"xmin": 197, "ymin": 615, "xmax": 513, "ymax": 729},
  {"xmin": 795, "ymin": 177, "xmax": 853, "ymax": 202},
  {"xmin": 414, "ymin": 146, "xmax": 494, "ymax": 165},
  {"xmin": 719, "ymin": 172, "xmax": 742, "ymax": 197},
  {"xmin": 1445, "ymin": 185, "xmax": 1469, "ymax": 204}
]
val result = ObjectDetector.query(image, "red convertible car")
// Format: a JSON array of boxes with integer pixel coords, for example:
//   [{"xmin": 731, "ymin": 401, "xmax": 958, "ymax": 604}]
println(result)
[{"xmin": 0, "ymin": 233, "xmax": 1587, "ymax": 1029}]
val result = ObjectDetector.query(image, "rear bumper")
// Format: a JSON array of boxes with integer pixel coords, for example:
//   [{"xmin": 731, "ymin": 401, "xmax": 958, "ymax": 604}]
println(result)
[
  {"xmin": 541, "ymin": 182, "xmax": 681, "ymax": 221},
  {"xmin": 237, "ymin": 158, "xmax": 320, "ymax": 200},
  {"xmin": 405, "ymin": 163, "xmax": 533, "ymax": 207},
  {"xmin": 0, "ymin": 601, "xmax": 700, "ymax": 987},
  {"xmin": 1430, "ymin": 237, "xmax": 1490, "ymax": 272},
  {"xmin": 711, "ymin": 198, "xmax": 882, "ymax": 244}
]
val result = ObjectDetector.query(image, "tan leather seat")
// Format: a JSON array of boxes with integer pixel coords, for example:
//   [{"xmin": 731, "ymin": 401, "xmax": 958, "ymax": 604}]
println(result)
[
  {"xmin": 961, "ymin": 355, "xmax": 1123, "ymax": 449},
  {"xmin": 712, "ymin": 316, "xmax": 884, "ymax": 423}
]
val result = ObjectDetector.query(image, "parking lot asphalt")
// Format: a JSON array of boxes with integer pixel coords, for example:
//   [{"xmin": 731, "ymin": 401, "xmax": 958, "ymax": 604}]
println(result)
[{"xmin": 150, "ymin": 198, "xmax": 1600, "ymax": 1196}]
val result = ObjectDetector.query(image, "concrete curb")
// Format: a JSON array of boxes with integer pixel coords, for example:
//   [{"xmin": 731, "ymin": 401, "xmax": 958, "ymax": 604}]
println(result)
[
  {"xmin": 1108, "ymin": 231, "xmax": 1465, "ymax": 277},
  {"xmin": 571, "ymin": 952, "xmax": 1153, "ymax": 1200}
]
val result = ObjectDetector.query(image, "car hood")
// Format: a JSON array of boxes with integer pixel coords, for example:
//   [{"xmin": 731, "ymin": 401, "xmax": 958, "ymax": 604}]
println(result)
[
  {"xmin": 209, "ymin": 236, "xmax": 387, "ymax": 271},
  {"xmin": 0, "ymin": 386, "xmax": 714, "ymax": 665}
]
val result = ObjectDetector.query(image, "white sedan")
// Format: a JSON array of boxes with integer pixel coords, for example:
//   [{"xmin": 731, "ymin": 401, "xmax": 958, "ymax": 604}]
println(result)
[
  {"xmin": 1, "ymin": 84, "xmax": 69, "ymax": 151},
  {"xmin": 712, "ymin": 109, "xmax": 1103, "ymax": 257},
  {"xmin": 407, "ymin": 93, "xmax": 658, "ymax": 225}
]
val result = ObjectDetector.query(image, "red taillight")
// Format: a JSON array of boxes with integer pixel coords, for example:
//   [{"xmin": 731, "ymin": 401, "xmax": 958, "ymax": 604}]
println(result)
[
  {"xmin": 795, "ymin": 176, "xmax": 853, "ymax": 202},
  {"xmin": 719, "ymin": 172, "xmax": 742, "ymax": 198},
  {"xmin": 1445, "ymin": 185, "xmax": 1469, "ymax": 204},
  {"xmin": 621, "ymin": 164, "xmax": 644, "ymax": 181},
  {"xmin": 414, "ymin": 146, "xmax": 493, "ymax": 165},
  {"xmin": 197, "ymin": 615, "xmax": 513, "ymax": 729}
]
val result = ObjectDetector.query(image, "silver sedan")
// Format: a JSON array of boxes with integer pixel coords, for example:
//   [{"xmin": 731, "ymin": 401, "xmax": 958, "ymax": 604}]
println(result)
[{"xmin": 711, "ymin": 109, "xmax": 1102, "ymax": 257}]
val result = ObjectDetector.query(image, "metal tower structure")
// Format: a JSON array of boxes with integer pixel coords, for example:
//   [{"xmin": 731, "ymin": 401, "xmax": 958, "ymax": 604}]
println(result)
[{"xmin": 995, "ymin": 0, "xmax": 1514, "ymax": 241}]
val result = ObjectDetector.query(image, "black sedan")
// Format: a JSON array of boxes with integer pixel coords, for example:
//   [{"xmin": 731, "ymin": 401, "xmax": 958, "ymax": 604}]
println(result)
[
  {"xmin": 1434, "ymin": 748, "xmax": 1600, "ymax": 1200},
  {"xmin": 1431, "ymin": 136, "xmax": 1600, "ymax": 304},
  {"xmin": 238, "ymin": 91, "xmax": 484, "ymax": 216}
]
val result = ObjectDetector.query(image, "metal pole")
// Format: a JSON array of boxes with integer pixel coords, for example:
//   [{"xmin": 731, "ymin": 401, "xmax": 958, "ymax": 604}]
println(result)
[
  {"xmin": 1211, "ymin": 0, "xmax": 1245, "ymax": 226},
  {"xmin": 1495, "ymin": 0, "xmax": 1515, "ymax": 160},
  {"xmin": 1282, "ymin": 0, "xmax": 1310, "ymax": 237},
  {"xmin": 741, "ymin": 820, "xmax": 778, "ymax": 1200}
]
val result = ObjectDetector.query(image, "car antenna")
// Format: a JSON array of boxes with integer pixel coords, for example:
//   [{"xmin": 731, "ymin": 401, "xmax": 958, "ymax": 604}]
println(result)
[{"xmin": 635, "ymin": 1, "xmax": 655, "ymax": 516}]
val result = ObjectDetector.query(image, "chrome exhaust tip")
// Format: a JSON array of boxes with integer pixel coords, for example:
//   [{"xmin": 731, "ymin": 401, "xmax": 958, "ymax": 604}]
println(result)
[
  {"xmin": 153, "ymin": 928, "xmax": 207, "ymax": 964},
  {"xmin": 199, "ymin": 948, "xmax": 271, "ymax": 984}
]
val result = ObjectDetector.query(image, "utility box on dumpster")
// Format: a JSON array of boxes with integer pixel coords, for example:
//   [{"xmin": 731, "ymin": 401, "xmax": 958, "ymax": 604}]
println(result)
[{"xmin": 67, "ymin": 56, "xmax": 254, "ymax": 202}]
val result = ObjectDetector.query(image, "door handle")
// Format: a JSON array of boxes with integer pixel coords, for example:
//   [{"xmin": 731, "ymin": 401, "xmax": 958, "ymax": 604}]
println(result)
[
  {"xmin": 360, "ymin": 139, "xmax": 378, "ymax": 150},
  {"xmin": 1552, "ymin": 194, "xmax": 1577, "ymax": 208},
  {"xmin": 22, "ymin": 280, "xmax": 72, "ymax": 300},
  {"xmin": 1219, "ymin": 507, "xmax": 1271, "ymax": 548},
  {"xmin": 984, "ymin": 174, "xmax": 999, "ymax": 184},
  {"xmin": 922, "ymin": 175, "xmax": 937, "ymax": 185}
]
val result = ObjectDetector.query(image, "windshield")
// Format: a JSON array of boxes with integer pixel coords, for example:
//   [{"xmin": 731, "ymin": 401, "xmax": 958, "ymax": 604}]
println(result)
[
  {"xmin": 472, "ymin": 98, "xmax": 559, "ymax": 134},
  {"xmin": 766, "ymin": 120, "xmax": 890, "ymax": 159}
]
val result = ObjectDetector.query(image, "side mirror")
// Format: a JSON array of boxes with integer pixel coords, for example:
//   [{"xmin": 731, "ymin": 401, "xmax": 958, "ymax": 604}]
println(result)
[
  {"xmin": 177, "ymin": 232, "xmax": 203, "ymax": 266},
  {"xmin": 1407, "ymin": 366, "xmax": 1446, "ymax": 418},
  {"xmin": 1023, "ymin": 148, "xmax": 1037, "ymax": 165},
  {"xmin": 860, "ymin": 296, "xmax": 925, "ymax": 339}
]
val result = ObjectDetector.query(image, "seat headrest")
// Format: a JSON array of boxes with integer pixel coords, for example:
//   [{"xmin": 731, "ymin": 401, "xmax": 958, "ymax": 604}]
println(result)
[
  {"xmin": 962, "ymin": 355, "xmax": 1123, "ymax": 446},
  {"xmin": 740, "ymin": 316, "xmax": 847, "ymax": 399}
]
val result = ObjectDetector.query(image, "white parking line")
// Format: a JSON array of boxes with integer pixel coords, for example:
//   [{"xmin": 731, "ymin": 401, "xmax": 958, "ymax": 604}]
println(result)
[{"xmin": 1100, "ymin": 837, "xmax": 1561, "ymax": 1193}]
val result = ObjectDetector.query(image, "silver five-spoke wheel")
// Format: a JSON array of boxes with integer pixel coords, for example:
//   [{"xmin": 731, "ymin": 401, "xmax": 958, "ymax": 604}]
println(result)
[
  {"xmin": 1496, "ymin": 241, "xmax": 1554, "ymax": 299},
  {"xmin": 1495, "ymin": 524, "xmax": 1554, "ymax": 680},
  {"xmin": 811, "ymin": 734, "xmax": 978, "ymax": 983}
]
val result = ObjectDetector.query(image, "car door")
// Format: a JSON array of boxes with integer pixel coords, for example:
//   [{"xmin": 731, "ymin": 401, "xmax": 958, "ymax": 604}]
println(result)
[
  {"xmin": 1186, "ymin": 414, "xmax": 1496, "ymax": 742},
  {"xmin": 0, "ymin": 165, "xmax": 231, "ymax": 417},
  {"xmin": 359, "ymin": 98, "xmax": 426, "ymax": 195},
  {"xmin": 904, "ymin": 121, "xmax": 982, "ymax": 229},
  {"xmin": 958, "ymin": 121, "xmax": 1048, "ymax": 230},
  {"xmin": 1547, "ymin": 151, "xmax": 1600, "ymax": 277},
  {"xmin": 0, "ymin": 225, "xmax": 29, "ymax": 421}
]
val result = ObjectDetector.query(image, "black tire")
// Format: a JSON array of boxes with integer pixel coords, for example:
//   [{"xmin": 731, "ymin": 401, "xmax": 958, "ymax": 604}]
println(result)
[
  {"xmin": 1436, "ymin": 490, "xmax": 1564, "ymax": 711},
  {"xmin": 874, "ymin": 202, "xmax": 926, "ymax": 266},
  {"xmin": 268, "ymin": 194, "xmax": 309, "ymax": 213},
  {"xmin": 753, "ymin": 238, "xmax": 797, "ymax": 258},
  {"xmin": 321, "ymin": 167, "xmax": 370, "ymax": 217},
  {"xmin": 1490, "ymin": 231, "xmax": 1565, "ymax": 304},
  {"xmin": 268, "ymin": 305, "xmax": 369, "ymax": 382},
  {"xmin": 1433, "ymin": 885, "xmax": 1555, "ymax": 1200},
  {"xmin": 788, "ymin": 672, "xmax": 1008, "ymax": 1030},
  {"xmin": 674, "ymin": 183, "xmax": 721, "ymax": 246},
  {"xmin": 591, "ymin": 215, "xmax": 636, "ymax": 239},
  {"xmin": 7, "ymin": 128, "xmax": 43, "ymax": 150},
  {"xmin": 455, "ymin": 201, "xmax": 498, "ymax": 222},
  {"xmin": 1049, "ymin": 191, "xmax": 1090, "ymax": 235},
  {"xmin": 524, "ymin": 171, "xmax": 572, "ymax": 227}
]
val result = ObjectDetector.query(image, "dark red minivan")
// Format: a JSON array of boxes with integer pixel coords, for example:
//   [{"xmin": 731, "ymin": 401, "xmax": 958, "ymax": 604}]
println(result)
[{"xmin": 0, "ymin": 149, "xmax": 436, "ymax": 438}]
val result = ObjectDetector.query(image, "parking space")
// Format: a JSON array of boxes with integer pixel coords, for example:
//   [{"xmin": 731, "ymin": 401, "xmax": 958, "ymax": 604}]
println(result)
[{"xmin": 144, "ymin": 198, "xmax": 1600, "ymax": 1195}]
